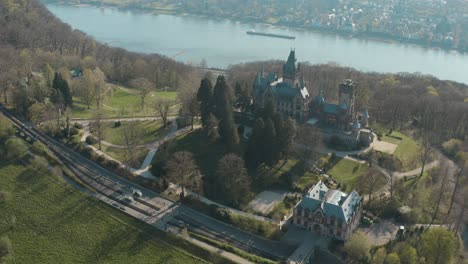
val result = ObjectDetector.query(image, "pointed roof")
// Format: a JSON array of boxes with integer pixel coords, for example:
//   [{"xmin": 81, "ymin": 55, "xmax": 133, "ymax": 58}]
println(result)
[
  {"xmin": 298, "ymin": 181, "xmax": 362, "ymax": 223},
  {"xmin": 283, "ymin": 50, "xmax": 297, "ymax": 77},
  {"xmin": 363, "ymin": 109, "xmax": 369, "ymax": 119}
]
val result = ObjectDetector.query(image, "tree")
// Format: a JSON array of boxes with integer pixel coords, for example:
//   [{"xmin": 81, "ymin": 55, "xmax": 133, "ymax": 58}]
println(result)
[
  {"xmin": 295, "ymin": 125, "xmax": 322, "ymax": 169},
  {"xmin": 276, "ymin": 117, "xmax": 296, "ymax": 161},
  {"xmin": 371, "ymin": 248, "xmax": 387, "ymax": 264},
  {"xmin": 0, "ymin": 115, "xmax": 15, "ymax": 141},
  {"xmin": 385, "ymin": 253, "xmax": 401, "ymax": 264},
  {"xmin": 76, "ymin": 68, "xmax": 96, "ymax": 109},
  {"xmin": 216, "ymin": 154, "xmax": 250, "ymax": 206},
  {"xmin": 212, "ymin": 76, "xmax": 239, "ymax": 151},
  {"xmin": 419, "ymin": 132, "xmax": 433, "ymax": 178},
  {"xmin": 197, "ymin": 77, "xmax": 213, "ymax": 129},
  {"xmin": 399, "ymin": 246, "xmax": 417, "ymax": 264},
  {"xmin": 245, "ymin": 118, "xmax": 265, "ymax": 168},
  {"xmin": 121, "ymin": 122, "xmax": 142, "ymax": 169},
  {"xmin": 447, "ymin": 165, "xmax": 465, "ymax": 216},
  {"xmin": 358, "ymin": 167, "xmax": 386, "ymax": 208},
  {"xmin": 5, "ymin": 137, "xmax": 28, "ymax": 160},
  {"xmin": 420, "ymin": 228, "xmax": 456, "ymax": 264},
  {"xmin": 178, "ymin": 85, "xmax": 199, "ymax": 130},
  {"xmin": 164, "ymin": 151, "xmax": 201, "ymax": 198},
  {"xmin": 263, "ymin": 118, "xmax": 279, "ymax": 166},
  {"xmin": 153, "ymin": 98, "xmax": 173, "ymax": 128},
  {"xmin": 205, "ymin": 113, "xmax": 219, "ymax": 143},
  {"xmin": 343, "ymin": 231, "xmax": 371, "ymax": 263},
  {"xmin": 28, "ymin": 103, "xmax": 47, "ymax": 125},
  {"xmin": 51, "ymin": 72, "xmax": 72, "ymax": 108},
  {"xmin": 90, "ymin": 110, "xmax": 106, "ymax": 150},
  {"xmin": 129, "ymin": 77, "xmax": 153, "ymax": 111}
]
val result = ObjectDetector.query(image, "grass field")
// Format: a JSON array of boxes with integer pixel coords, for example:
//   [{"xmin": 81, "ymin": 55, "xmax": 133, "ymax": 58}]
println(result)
[
  {"xmin": 72, "ymin": 85, "xmax": 178, "ymax": 119},
  {"xmin": 383, "ymin": 131, "xmax": 421, "ymax": 171},
  {"xmin": 327, "ymin": 158, "xmax": 369, "ymax": 193},
  {"xmin": 0, "ymin": 160, "xmax": 228, "ymax": 264},
  {"xmin": 94, "ymin": 144, "xmax": 148, "ymax": 168},
  {"xmin": 99, "ymin": 120, "xmax": 168, "ymax": 146}
]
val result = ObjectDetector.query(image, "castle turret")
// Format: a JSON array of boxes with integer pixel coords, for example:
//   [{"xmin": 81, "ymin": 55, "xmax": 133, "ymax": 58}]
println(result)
[{"xmin": 363, "ymin": 108, "xmax": 369, "ymax": 127}]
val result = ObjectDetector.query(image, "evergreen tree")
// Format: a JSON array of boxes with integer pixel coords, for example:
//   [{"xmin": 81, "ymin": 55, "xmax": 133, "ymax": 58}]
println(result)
[
  {"xmin": 197, "ymin": 77, "xmax": 213, "ymax": 129},
  {"xmin": 246, "ymin": 118, "xmax": 265, "ymax": 168},
  {"xmin": 51, "ymin": 72, "xmax": 72, "ymax": 108},
  {"xmin": 205, "ymin": 113, "xmax": 220, "ymax": 143},
  {"xmin": 213, "ymin": 76, "xmax": 239, "ymax": 151},
  {"xmin": 263, "ymin": 118, "xmax": 279, "ymax": 166}
]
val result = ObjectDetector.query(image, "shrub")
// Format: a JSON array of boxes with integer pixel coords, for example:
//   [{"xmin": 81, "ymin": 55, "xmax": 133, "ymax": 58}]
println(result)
[
  {"xmin": 114, "ymin": 121, "xmax": 121, "ymax": 127},
  {"xmin": 73, "ymin": 122, "xmax": 83, "ymax": 129},
  {"xmin": 442, "ymin": 139, "xmax": 463, "ymax": 157},
  {"xmin": 69, "ymin": 135, "xmax": 82, "ymax": 146},
  {"xmin": 31, "ymin": 141, "xmax": 49, "ymax": 157},
  {"xmin": 70, "ymin": 127, "xmax": 81, "ymax": 137},
  {"xmin": 85, "ymin": 135, "xmax": 98, "ymax": 145},
  {"xmin": 0, "ymin": 236, "xmax": 12, "ymax": 257},
  {"xmin": 5, "ymin": 137, "xmax": 28, "ymax": 160},
  {"xmin": 0, "ymin": 191, "xmax": 11, "ymax": 204}
]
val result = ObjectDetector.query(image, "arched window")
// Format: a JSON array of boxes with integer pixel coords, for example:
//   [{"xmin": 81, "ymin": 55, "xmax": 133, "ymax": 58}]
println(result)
[{"xmin": 330, "ymin": 216, "xmax": 336, "ymax": 226}]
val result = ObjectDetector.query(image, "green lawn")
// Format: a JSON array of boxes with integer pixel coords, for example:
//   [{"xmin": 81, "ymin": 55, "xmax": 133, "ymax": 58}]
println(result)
[
  {"xmin": 0, "ymin": 161, "xmax": 228, "ymax": 264},
  {"xmin": 251, "ymin": 159, "xmax": 320, "ymax": 193},
  {"xmin": 385, "ymin": 131, "xmax": 421, "ymax": 171},
  {"xmin": 99, "ymin": 120, "xmax": 168, "ymax": 146},
  {"xmin": 94, "ymin": 144, "xmax": 148, "ymax": 168},
  {"xmin": 71, "ymin": 85, "xmax": 178, "ymax": 119},
  {"xmin": 327, "ymin": 158, "xmax": 369, "ymax": 193}
]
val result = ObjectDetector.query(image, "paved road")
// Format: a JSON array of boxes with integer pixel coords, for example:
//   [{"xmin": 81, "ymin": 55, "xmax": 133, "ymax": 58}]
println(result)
[{"xmin": 1, "ymin": 106, "xmax": 295, "ymax": 261}]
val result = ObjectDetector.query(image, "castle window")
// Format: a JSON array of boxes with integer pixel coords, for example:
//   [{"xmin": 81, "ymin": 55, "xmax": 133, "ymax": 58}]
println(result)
[
  {"xmin": 329, "ymin": 228, "xmax": 334, "ymax": 235},
  {"xmin": 330, "ymin": 216, "xmax": 335, "ymax": 226},
  {"xmin": 337, "ymin": 231, "xmax": 341, "ymax": 237},
  {"xmin": 338, "ymin": 219, "xmax": 343, "ymax": 228}
]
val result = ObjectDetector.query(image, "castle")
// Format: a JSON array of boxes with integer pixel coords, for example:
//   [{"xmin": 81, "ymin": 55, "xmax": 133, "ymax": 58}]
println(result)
[{"xmin": 253, "ymin": 50, "xmax": 373, "ymax": 148}]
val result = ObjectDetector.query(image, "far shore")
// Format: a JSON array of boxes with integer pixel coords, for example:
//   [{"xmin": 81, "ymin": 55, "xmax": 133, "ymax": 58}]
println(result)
[{"xmin": 47, "ymin": 1, "xmax": 468, "ymax": 55}]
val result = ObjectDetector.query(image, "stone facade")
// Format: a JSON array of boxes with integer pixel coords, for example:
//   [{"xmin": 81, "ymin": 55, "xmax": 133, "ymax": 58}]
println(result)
[
  {"xmin": 253, "ymin": 50, "xmax": 311, "ymax": 122},
  {"xmin": 292, "ymin": 181, "xmax": 363, "ymax": 241}
]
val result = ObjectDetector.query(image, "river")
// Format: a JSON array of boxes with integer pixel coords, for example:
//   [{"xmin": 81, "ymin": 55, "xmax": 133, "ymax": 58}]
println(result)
[{"xmin": 45, "ymin": 4, "xmax": 468, "ymax": 84}]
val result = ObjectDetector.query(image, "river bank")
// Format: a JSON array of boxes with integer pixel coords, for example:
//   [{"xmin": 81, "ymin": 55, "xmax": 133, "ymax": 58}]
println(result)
[{"xmin": 44, "ymin": 1, "xmax": 466, "ymax": 55}]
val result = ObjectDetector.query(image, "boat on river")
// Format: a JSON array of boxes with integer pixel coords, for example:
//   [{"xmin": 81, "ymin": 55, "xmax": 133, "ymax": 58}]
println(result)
[{"xmin": 246, "ymin": 29, "xmax": 295, "ymax": 40}]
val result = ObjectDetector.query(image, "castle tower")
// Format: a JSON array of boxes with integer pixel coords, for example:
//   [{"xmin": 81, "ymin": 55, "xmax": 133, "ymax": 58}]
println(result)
[
  {"xmin": 338, "ymin": 79, "xmax": 357, "ymax": 129},
  {"xmin": 282, "ymin": 49, "xmax": 301, "ymax": 86}
]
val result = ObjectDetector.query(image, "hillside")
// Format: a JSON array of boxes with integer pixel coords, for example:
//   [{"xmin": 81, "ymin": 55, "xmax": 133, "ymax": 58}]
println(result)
[
  {"xmin": 0, "ymin": 159, "xmax": 231, "ymax": 263},
  {"xmin": 0, "ymin": 0, "xmax": 195, "ymax": 88}
]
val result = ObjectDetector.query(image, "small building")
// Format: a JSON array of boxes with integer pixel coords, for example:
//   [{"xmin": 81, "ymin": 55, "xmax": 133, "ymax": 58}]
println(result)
[{"xmin": 292, "ymin": 181, "xmax": 362, "ymax": 241}]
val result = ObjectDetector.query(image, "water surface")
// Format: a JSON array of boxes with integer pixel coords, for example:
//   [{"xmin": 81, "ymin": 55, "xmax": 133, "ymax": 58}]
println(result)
[{"xmin": 46, "ymin": 4, "xmax": 468, "ymax": 84}]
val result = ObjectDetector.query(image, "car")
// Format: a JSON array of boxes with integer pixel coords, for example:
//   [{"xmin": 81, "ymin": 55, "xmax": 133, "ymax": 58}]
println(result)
[
  {"xmin": 132, "ymin": 189, "xmax": 143, "ymax": 197},
  {"xmin": 116, "ymin": 189, "xmax": 125, "ymax": 195},
  {"xmin": 111, "ymin": 203, "xmax": 119, "ymax": 208}
]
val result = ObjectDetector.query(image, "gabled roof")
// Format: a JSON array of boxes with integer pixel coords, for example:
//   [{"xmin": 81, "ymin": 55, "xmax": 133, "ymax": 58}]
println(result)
[{"xmin": 298, "ymin": 181, "xmax": 361, "ymax": 223}]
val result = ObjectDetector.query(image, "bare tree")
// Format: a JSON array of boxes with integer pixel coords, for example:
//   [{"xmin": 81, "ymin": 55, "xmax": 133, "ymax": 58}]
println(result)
[
  {"xmin": 216, "ymin": 153, "xmax": 251, "ymax": 206},
  {"xmin": 295, "ymin": 125, "xmax": 322, "ymax": 169},
  {"xmin": 178, "ymin": 86, "xmax": 199, "ymax": 130},
  {"xmin": 428, "ymin": 161, "xmax": 450, "ymax": 228},
  {"xmin": 121, "ymin": 122, "xmax": 141, "ymax": 169},
  {"xmin": 90, "ymin": 110, "xmax": 106, "ymax": 150},
  {"xmin": 164, "ymin": 151, "xmax": 201, "ymax": 198},
  {"xmin": 447, "ymin": 164, "xmax": 466, "ymax": 215},
  {"xmin": 357, "ymin": 167, "xmax": 386, "ymax": 208},
  {"xmin": 153, "ymin": 98, "xmax": 173, "ymax": 128},
  {"xmin": 419, "ymin": 132, "xmax": 434, "ymax": 178},
  {"xmin": 129, "ymin": 77, "xmax": 153, "ymax": 111}
]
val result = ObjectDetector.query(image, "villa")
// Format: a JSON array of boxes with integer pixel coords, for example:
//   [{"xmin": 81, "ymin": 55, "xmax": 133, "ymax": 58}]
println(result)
[{"xmin": 292, "ymin": 181, "xmax": 363, "ymax": 241}]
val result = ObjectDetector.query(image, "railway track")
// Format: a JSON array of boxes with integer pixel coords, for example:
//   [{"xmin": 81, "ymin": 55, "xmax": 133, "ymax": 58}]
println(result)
[{"xmin": 1, "ymin": 106, "xmax": 291, "ymax": 261}]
